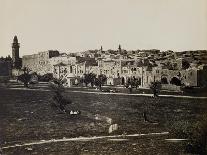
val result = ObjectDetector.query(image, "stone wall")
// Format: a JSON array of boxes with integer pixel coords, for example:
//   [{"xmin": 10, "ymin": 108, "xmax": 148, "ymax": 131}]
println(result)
[
  {"xmin": 22, "ymin": 50, "xmax": 59, "ymax": 75},
  {"xmin": 11, "ymin": 69, "xmax": 24, "ymax": 77},
  {"xmin": 161, "ymin": 84, "xmax": 181, "ymax": 91}
]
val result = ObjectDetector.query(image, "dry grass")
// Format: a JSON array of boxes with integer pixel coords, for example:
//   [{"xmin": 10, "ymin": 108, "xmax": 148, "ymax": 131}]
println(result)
[{"xmin": 0, "ymin": 88, "xmax": 206, "ymax": 154}]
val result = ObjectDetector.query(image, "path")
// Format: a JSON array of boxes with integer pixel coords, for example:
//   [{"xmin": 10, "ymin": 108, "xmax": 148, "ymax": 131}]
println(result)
[{"xmin": 1, "ymin": 132, "xmax": 169, "ymax": 150}]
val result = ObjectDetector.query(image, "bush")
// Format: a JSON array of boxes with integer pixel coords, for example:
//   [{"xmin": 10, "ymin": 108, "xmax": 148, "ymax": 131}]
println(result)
[
  {"xmin": 49, "ymin": 79, "xmax": 65, "ymax": 93},
  {"xmin": 17, "ymin": 73, "xmax": 31, "ymax": 87},
  {"xmin": 38, "ymin": 73, "xmax": 53, "ymax": 82},
  {"xmin": 150, "ymin": 81, "xmax": 161, "ymax": 96},
  {"xmin": 0, "ymin": 77, "xmax": 9, "ymax": 83}
]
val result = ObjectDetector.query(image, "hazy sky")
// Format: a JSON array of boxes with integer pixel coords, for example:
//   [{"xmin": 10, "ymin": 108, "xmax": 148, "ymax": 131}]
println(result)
[{"xmin": 1, "ymin": 0, "xmax": 207, "ymax": 57}]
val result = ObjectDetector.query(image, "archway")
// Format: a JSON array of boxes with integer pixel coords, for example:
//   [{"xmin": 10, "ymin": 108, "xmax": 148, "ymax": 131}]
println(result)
[
  {"xmin": 161, "ymin": 77, "xmax": 168, "ymax": 84},
  {"xmin": 121, "ymin": 77, "xmax": 125, "ymax": 85},
  {"xmin": 170, "ymin": 77, "xmax": 181, "ymax": 86}
]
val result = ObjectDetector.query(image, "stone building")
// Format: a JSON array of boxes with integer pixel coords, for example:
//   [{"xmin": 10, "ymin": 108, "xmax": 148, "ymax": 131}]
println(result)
[
  {"xmin": 22, "ymin": 50, "xmax": 59, "ymax": 75},
  {"xmin": 52, "ymin": 57, "xmax": 99, "ymax": 87},
  {"xmin": 20, "ymin": 45, "xmax": 207, "ymax": 89},
  {"xmin": 97, "ymin": 59, "xmax": 121, "ymax": 85},
  {"xmin": 53, "ymin": 62, "xmax": 77, "ymax": 87},
  {"xmin": 98, "ymin": 59, "xmax": 121, "ymax": 77},
  {"xmin": 48, "ymin": 54, "xmax": 76, "ymax": 73},
  {"xmin": 53, "ymin": 62, "xmax": 88, "ymax": 87},
  {"xmin": 140, "ymin": 65, "xmax": 205, "ymax": 90}
]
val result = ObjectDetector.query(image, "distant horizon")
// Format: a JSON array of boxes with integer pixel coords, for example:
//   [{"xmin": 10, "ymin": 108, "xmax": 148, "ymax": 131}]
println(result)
[
  {"xmin": 1, "ymin": 42, "xmax": 207, "ymax": 58},
  {"xmin": 1, "ymin": 0, "xmax": 207, "ymax": 57}
]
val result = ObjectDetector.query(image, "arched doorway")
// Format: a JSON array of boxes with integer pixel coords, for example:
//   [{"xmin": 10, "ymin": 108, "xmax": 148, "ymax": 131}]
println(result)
[
  {"xmin": 121, "ymin": 77, "xmax": 125, "ymax": 85},
  {"xmin": 170, "ymin": 77, "xmax": 181, "ymax": 86},
  {"xmin": 161, "ymin": 77, "xmax": 168, "ymax": 84}
]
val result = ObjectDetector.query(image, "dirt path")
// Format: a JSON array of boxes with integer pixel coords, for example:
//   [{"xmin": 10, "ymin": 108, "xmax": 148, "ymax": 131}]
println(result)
[
  {"xmin": 8, "ymin": 87, "xmax": 207, "ymax": 99},
  {"xmin": 1, "ymin": 132, "xmax": 169, "ymax": 150}
]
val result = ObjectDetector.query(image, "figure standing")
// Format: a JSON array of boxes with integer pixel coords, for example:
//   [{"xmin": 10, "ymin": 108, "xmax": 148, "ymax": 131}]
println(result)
[{"xmin": 143, "ymin": 111, "xmax": 148, "ymax": 122}]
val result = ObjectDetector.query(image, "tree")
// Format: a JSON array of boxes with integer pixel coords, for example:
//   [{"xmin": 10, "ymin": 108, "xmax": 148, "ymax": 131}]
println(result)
[
  {"xmin": 126, "ymin": 78, "xmax": 133, "ymax": 93},
  {"xmin": 82, "ymin": 73, "xmax": 96, "ymax": 87},
  {"xmin": 125, "ymin": 77, "xmax": 141, "ymax": 93},
  {"xmin": 89, "ymin": 73, "xmax": 96, "ymax": 87},
  {"xmin": 131, "ymin": 77, "xmax": 141, "ymax": 89},
  {"xmin": 82, "ymin": 74, "xmax": 89, "ymax": 87},
  {"xmin": 49, "ymin": 78, "xmax": 72, "ymax": 113},
  {"xmin": 38, "ymin": 73, "xmax": 53, "ymax": 82},
  {"xmin": 150, "ymin": 81, "xmax": 161, "ymax": 97},
  {"xmin": 17, "ymin": 67, "xmax": 31, "ymax": 87},
  {"xmin": 95, "ymin": 74, "xmax": 107, "ymax": 90}
]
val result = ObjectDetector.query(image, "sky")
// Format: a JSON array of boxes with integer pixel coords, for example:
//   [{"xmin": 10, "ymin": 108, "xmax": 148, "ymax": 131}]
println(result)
[{"xmin": 0, "ymin": 0, "xmax": 207, "ymax": 57}]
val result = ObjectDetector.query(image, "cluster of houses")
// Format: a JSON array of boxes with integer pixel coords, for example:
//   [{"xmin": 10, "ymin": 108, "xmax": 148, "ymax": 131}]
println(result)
[
  {"xmin": 21, "ymin": 45, "xmax": 207, "ymax": 90},
  {"xmin": 1, "ymin": 36, "xmax": 207, "ymax": 91}
]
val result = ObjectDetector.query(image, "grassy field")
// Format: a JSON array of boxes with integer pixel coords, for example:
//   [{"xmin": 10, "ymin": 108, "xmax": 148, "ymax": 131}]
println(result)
[{"xmin": 0, "ymin": 88, "xmax": 207, "ymax": 155}]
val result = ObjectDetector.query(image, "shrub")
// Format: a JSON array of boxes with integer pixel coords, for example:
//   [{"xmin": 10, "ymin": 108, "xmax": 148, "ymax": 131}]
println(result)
[
  {"xmin": 38, "ymin": 73, "xmax": 53, "ymax": 82},
  {"xmin": 0, "ymin": 77, "xmax": 9, "ymax": 83}
]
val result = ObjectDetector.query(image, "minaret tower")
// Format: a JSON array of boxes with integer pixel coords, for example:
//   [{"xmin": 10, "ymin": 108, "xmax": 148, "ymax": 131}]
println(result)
[
  {"xmin": 12, "ymin": 35, "xmax": 20, "ymax": 68},
  {"xmin": 118, "ymin": 44, "xmax": 121, "ymax": 52}
]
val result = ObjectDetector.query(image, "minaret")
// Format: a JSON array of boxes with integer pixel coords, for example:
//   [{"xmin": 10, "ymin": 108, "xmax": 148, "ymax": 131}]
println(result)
[
  {"xmin": 118, "ymin": 44, "xmax": 121, "ymax": 52},
  {"xmin": 12, "ymin": 36, "xmax": 20, "ymax": 68}
]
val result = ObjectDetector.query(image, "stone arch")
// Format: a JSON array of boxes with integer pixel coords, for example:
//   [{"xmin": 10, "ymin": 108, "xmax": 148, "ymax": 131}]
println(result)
[
  {"xmin": 121, "ymin": 77, "xmax": 125, "ymax": 85},
  {"xmin": 161, "ymin": 76, "xmax": 168, "ymax": 84},
  {"xmin": 170, "ymin": 77, "xmax": 181, "ymax": 86}
]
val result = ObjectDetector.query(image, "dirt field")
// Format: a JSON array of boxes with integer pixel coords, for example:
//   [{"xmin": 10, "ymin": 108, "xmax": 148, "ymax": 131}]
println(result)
[{"xmin": 0, "ymin": 88, "xmax": 206, "ymax": 155}]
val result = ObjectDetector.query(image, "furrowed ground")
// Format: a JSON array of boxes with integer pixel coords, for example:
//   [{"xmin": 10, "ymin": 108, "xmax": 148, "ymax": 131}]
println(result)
[{"xmin": 0, "ymin": 87, "xmax": 206, "ymax": 155}]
